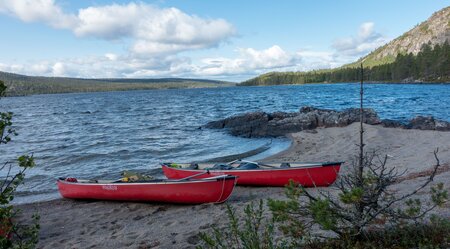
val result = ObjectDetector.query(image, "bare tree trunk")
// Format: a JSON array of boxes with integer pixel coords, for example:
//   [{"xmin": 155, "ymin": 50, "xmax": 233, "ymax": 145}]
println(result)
[
  {"xmin": 356, "ymin": 63, "xmax": 365, "ymax": 234},
  {"xmin": 359, "ymin": 63, "xmax": 364, "ymax": 183}
]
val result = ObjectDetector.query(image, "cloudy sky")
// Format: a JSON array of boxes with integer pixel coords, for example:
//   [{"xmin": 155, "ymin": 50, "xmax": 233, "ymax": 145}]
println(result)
[{"xmin": 0, "ymin": 0, "xmax": 448, "ymax": 81}]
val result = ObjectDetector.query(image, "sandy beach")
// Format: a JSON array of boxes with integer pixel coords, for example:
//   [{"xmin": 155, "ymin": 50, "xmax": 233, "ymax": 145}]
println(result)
[{"xmin": 17, "ymin": 123, "xmax": 450, "ymax": 248}]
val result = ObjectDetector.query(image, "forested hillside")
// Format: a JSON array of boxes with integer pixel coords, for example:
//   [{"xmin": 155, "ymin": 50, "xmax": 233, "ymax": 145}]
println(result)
[
  {"xmin": 240, "ymin": 7, "xmax": 450, "ymax": 86},
  {"xmin": 0, "ymin": 71, "xmax": 234, "ymax": 96},
  {"xmin": 241, "ymin": 41, "xmax": 450, "ymax": 86}
]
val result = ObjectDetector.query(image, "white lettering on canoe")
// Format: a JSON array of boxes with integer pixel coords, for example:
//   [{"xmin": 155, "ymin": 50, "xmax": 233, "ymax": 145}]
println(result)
[{"xmin": 102, "ymin": 185, "xmax": 118, "ymax": 191}]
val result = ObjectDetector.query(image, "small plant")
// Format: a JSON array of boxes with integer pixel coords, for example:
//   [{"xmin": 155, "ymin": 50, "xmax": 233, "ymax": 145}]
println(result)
[
  {"xmin": 0, "ymin": 80, "xmax": 40, "ymax": 249},
  {"xmin": 198, "ymin": 200, "xmax": 291, "ymax": 249}
]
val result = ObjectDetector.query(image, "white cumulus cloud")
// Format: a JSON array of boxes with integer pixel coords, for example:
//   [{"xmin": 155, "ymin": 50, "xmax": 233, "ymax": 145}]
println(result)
[
  {"xmin": 195, "ymin": 45, "xmax": 301, "ymax": 76},
  {"xmin": 52, "ymin": 62, "xmax": 66, "ymax": 76},
  {"xmin": 332, "ymin": 22, "xmax": 388, "ymax": 57},
  {"xmin": 0, "ymin": 1, "xmax": 236, "ymax": 55},
  {"xmin": 0, "ymin": 0, "xmax": 77, "ymax": 28}
]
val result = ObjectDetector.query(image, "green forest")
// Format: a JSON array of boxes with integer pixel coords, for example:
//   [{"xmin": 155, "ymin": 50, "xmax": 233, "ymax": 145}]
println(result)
[
  {"xmin": 0, "ymin": 72, "xmax": 234, "ymax": 96},
  {"xmin": 240, "ymin": 41, "xmax": 450, "ymax": 86}
]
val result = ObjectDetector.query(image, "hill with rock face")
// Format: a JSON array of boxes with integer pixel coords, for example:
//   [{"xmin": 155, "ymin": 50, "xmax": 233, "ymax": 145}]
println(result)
[
  {"xmin": 241, "ymin": 7, "xmax": 450, "ymax": 86},
  {"xmin": 348, "ymin": 6, "xmax": 450, "ymax": 68}
]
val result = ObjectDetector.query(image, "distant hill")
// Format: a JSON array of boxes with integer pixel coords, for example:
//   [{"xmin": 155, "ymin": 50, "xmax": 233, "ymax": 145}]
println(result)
[
  {"xmin": 241, "ymin": 6, "xmax": 450, "ymax": 86},
  {"xmin": 0, "ymin": 71, "xmax": 234, "ymax": 96}
]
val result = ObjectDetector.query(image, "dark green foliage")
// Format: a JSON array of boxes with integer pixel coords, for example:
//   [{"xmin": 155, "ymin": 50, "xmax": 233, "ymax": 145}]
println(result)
[
  {"xmin": 305, "ymin": 216, "xmax": 450, "ymax": 249},
  {"xmin": 203, "ymin": 187, "xmax": 449, "ymax": 249},
  {"xmin": 0, "ymin": 72, "xmax": 234, "ymax": 96},
  {"xmin": 1, "ymin": 80, "xmax": 40, "ymax": 248},
  {"xmin": 268, "ymin": 152, "xmax": 447, "ymax": 241},
  {"xmin": 241, "ymin": 41, "xmax": 450, "ymax": 86},
  {"xmin": 198, "ymin": 200, "xmax": 291, "ymax": 249}
]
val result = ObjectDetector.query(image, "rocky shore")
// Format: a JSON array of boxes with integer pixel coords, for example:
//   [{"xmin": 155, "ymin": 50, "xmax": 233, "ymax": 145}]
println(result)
[{"xmin": 204, "ymin": 106, "xmax": 450, "ymax": 137}]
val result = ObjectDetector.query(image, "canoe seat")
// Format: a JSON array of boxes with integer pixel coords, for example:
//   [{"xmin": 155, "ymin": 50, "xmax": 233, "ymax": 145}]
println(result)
[
  {"xmin": 280, "ymin": 163, "xmax": 291, "ymax": 168},
  {"xmin": 236, "ymin": 162, "xmax": 259, "ymax": 170},
  {"xmin": 188, "ymin": 163, "xmax": 199, "ymax": 169},
  {"xmin": 210, "ymin": 163, "xmax": 234, "ymax": 170}
]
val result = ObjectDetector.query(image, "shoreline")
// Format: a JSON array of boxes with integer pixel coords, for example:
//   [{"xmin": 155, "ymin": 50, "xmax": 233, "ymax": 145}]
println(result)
[
  {"xmin": 16, "ymin": 124, "xmax": 450, "ymax": 248},
  {"xmin": 12, "ymin": 139, "xmax": 285, "ymax": 205},
  {"xmin": 4, "ymin": 81, "xmax": 450, "ymax": 97},
  {"xmin": 260, "ymin": 133, "xmax": 296, "ymax": 162},
  {"xmin": 238, "ymin": 81, "xmax": 450, "ymax": 87}
]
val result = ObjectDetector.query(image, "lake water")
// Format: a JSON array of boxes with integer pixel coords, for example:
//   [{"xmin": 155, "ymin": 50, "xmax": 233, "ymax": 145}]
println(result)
[{"xmin": 1, "ymin": 83, "xmax": 449, "ymax": 203}]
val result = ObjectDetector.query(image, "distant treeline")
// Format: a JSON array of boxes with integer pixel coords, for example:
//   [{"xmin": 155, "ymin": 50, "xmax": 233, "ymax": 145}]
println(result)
[
  {"xmin": 0, "ymin": 72, "xmax": 234, "ymax": 96},
  {"xmin": 240, "ymin": 41, "xmax": 450, "ymax": 86}
]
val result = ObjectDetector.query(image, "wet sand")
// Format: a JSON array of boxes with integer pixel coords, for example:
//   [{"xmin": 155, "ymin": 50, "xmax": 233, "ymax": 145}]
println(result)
[{"xmin": 18, "ymin": 123, "xmax": 450, "ymax": 248}]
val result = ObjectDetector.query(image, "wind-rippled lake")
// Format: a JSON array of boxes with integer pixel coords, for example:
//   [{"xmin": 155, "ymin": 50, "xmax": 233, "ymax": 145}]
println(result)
[{"xmin": 1, "ymin": 83, "xmax": 449, "ymax": 203}]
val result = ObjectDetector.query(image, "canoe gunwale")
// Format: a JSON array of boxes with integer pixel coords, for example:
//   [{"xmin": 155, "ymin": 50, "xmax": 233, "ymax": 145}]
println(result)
[
  {"xmin": 57, "ymin": 175, "xmax": 238, "ymax": 204},
  {"xmin": 57, "ymin": 175, "xmax": 237, "ymax": 186},
  {"xmin": 161, "ymin": 162, "xmax": 343, "ymax": 173},
  {"xmin": 162, "ymin": 163, "xmax": 342, "ymax": 187}
]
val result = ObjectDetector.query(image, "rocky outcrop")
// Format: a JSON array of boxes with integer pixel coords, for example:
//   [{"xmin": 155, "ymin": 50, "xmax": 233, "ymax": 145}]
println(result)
[
  {"xmin": 408, "ymin": 116, "xmax": 450, "ymax": 131},
  {"xmin": 204, "ymin": 106, "xmax": 450, "ymax": 138},
  {"xmin": 205, "ymin": 106, "xmax": 382, "ymax": 138},
  {"xmin": 380, "ymin": 119, "xmax": 406, "ymax": 128},
  {"xmin": 205, "ymin": 111, "xmax": 270, "ymax": 137}
]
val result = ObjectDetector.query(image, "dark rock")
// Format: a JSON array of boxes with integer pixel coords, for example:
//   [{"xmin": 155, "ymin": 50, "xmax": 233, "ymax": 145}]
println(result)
[
  {"xmin": 408, "ymin": 116, "xmax": 436, "ymax": 130},
  {"xmin": 407, "ymin": 116, "xmax": 450, "ymax": 131},
  {"xmin": 204, "ymin": 111, "xmax": 269, "ymax": 138},
  {"xmin": 381, "ymin": 119, "xmax": 406, "ymax": 128},
  {"xmin": 268, "ymin": 111, "xmax": 295, "ymax": 120},
  {"xmin": 299, "ymin": 106, "xmax": 332, "ymax": 114},
  {"xmin": 299, "ymin": 107, "xmax": 380, "ymax": 127},
  {"xmin": 187, "ymin": 234, "xmax": 201, "ymax": 245},
  {"xmin": 435, "ymin": 119, "xmax": 450, "ymax": 131},
  {"xmin": 204, "ymin": 106, "xmax": 381, "ymax": 138},
  {"xmin": 266, "ymin": 112, "xmax": 318, "ymax": 136},
  {"xmin": 204, "ymin": 106, "xmax": 449, "ymax": 137},
  {"xmin": 335, "ymin": 108, "xmax": 381, "ymax": 126}
]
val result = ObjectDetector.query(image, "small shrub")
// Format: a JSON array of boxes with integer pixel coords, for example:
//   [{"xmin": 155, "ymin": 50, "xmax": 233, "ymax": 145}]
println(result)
[
  {"xmin": 198, "ymin": 200, "xmax": 292, "ymax": 249},
  {"xmin": 1, "ymin": 80, "xmax": 40, "ymax": 248},
  {"xmin": 305, "ymin": 216, "xmax": 450, "ymax": 249}
]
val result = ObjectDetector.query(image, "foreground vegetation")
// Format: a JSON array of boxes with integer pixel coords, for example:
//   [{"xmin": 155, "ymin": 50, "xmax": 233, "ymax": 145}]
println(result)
[
  {"xmin": 0, "ymin": 72, "xmax": 234, "ymax": 96},
  {"xmin": 1, "ymin": 80, "xmax": 40, "ymax": 248},
  {"xmin": 199, "ymin": 143, "xmax": 449, "ymax": 249},
  {"xmin": 199, "ymin": 201, "xmax": 449, "ymax": 249},
  {"xmin": 200, "ymin": 70, "xmax": 448, "ymax": 248},
  {"xmin": 241, "ymin": 41, "xmax": 450, "ymax": 86}
]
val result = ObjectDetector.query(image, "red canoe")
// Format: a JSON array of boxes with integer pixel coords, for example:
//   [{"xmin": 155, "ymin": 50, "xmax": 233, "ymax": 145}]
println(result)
[
  {"xmin": 162, "ymin": 161, "xmax": 342, "ymax": 187},
  {"xmin": 57, "ymin": 175, "xmax": 237, "ymax": 204}
]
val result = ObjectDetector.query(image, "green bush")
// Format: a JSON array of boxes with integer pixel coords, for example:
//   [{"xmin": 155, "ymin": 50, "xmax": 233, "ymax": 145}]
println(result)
[
  {"xmin": 0, "ymin": 80, "xmax": 39, "ymax": 249},
  {"xmin": 305, "ymin": 216, "xmax": 450, "ymax": 249},
  {"xmin": 198, "ymin": 200, "xmax": 292, "ymax": 249}
]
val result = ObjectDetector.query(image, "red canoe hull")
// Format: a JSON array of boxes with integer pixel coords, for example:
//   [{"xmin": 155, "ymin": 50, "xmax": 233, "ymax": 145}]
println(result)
[
  {"xmin": 57, "ymin": 176, "xmax": 237, "ymax": 204},
  {"xmin": 162, "ymin": 163, "xmax": 341, "ymax": 187}
]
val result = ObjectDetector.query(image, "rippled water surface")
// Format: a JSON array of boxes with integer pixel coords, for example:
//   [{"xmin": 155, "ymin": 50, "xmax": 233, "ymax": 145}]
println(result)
[{"xmin": 1, "ymin": 83, "xmax": 449, "ymax": 203}]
